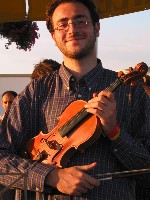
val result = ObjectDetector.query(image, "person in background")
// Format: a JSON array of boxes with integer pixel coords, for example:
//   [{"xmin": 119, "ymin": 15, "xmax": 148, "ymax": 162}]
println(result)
[
  {"xmin": 141, "ymin": 75, "xmax": 150, "ymax": 97},
  {"xmin": 122, "ymin": 70, "xmax": 150, "ymax": 98},
  {"xmin": 135, "ymin": 74, "xmax": 150, "ymax": 200},
  {"xmin": 31, "ymin": 59, "xmax": 61, "ymax": 79},
  {"xmin": 0, "ymin": 0, "xmax": 150, "ymax": 200},
  {"xmin": 0, "ymin": 90, "xmax": 17, "ymax": 123},
  {"xmin": 0, "ymin": 90, "xmax": 17, "ymax": 200}
]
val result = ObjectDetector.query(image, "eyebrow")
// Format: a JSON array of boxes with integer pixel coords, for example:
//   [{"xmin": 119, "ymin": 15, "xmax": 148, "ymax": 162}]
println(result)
[
  {"xmin": 56, "ymin": 15, "xmax": 89, "ymax": 23},
  {"xmin": 3, "ymin": 101, "xmax": 13, "ymax": 103}
]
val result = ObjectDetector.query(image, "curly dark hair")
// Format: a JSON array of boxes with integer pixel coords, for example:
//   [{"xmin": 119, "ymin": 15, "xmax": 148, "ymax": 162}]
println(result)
[
  {"xmin": 31, "ymin": 59, "xmax": 61, "ymax": 79},
  {"xmin": 46, "ymin": 0, "xmax": 100, "ymax": 32}
]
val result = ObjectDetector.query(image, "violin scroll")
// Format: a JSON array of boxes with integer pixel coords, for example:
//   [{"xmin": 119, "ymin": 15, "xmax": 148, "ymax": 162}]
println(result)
[{"xmin": 118, "ymin": 62, "xmax": 148, "ymax": 85}]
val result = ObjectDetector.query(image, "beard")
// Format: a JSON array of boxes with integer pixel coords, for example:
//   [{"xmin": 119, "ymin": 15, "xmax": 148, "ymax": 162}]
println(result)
[{"xmin": 55, "ymin": 35, "xmax": 96, "ymax": 59}]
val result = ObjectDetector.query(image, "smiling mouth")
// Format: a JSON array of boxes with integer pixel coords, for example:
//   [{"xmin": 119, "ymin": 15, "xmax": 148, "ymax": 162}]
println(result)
[{"xmin": 66, "ymin": 37, "xmax": 84, "ymax": 42}]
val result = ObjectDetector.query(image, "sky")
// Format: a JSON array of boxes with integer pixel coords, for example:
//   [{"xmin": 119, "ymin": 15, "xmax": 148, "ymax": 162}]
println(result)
[{"xmin": 0, "ymin": 9, "xmax": 150, "ymax": 74}]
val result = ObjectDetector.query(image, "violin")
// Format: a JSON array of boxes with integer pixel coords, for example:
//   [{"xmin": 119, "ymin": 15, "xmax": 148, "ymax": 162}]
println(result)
[{"xmin": 22, "ymin": 62, "xmax": 148, "ymax": 168}]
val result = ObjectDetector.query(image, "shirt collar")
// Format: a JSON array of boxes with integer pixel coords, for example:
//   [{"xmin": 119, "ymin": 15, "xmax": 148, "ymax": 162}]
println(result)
[
  {"xmin": 59, "ymin": 59, "xmax": 104, "ymax": 90},
  {"xmin": 59, "ymin": 62, "xmax": 73, "ymax": 90},
  {"xmin": 81, "ymin": 59, "xmax": 104, "ymax": 90}
]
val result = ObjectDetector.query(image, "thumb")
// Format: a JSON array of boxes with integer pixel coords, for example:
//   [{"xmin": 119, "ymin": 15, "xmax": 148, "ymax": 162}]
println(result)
[
  {"xmin": 93, "ymin": 93, "xmax": 98, "ymax": 98},
  {"xmin": 75, "ymin": 162, "xmax": 97, "ymax": 172}
]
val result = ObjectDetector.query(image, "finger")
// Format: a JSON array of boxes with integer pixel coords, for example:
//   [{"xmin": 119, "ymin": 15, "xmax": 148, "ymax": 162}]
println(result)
[
  {"xmin": 99, "ymin": 90, "xmax": 113, "ymax": 97},
  {"xmin": 99, "ymin": 90, "xmax": 115, "ymax": 103},
  {"xmin": 75, "ymin": 163, "xmax": 100, "ymax": 187},
  {"xmin": 87, "ymin": 95, "xmax": 104, "ymax": 104},
  {"xmin": 83, "ymin": 173, "xmax": 100, "ymax": 187},
  {"xmin": 93, "ymin": 92, "xmax": 98, "ymax": 98},
  {"xmin": 75, "ymin": 162, "xmax": 97, "ymax": 172},
  {"xmin": 85, "ymin": 101, "xmax": 107, "ymax": 111},
  {"xmin": 69, "ymin": 190, "xmax": 82, "ymax": 196},
  {"xmin": 75, "ymin": 185, "xmax": 88, "ymax": 194},
  {"xmin": 80, "ymin": 177, "xmax": 99, "ymax": 189},
  {"xmin": 85, "ymin": 94, "xmax": 115, "ymax": 112},
  {"xmin": 87, "ymin": 94, "xmax": 113, "ymax": 106}
]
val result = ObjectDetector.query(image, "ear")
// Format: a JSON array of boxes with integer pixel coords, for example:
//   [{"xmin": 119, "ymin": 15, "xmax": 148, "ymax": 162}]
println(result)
[
  {"xmin": 1, "ymin": 100, "xmax": 3, "ymax": 107},
  {"xmin": 51, "ymin": 32, "xmax": 57, "ymax": 46},
  {"xmin": 51, "ymin": 32, "xmax": 56, "ymax": 42},
  {"xmin": 94, "ymin": 22, "xmax": 100, "ymax": 37}
]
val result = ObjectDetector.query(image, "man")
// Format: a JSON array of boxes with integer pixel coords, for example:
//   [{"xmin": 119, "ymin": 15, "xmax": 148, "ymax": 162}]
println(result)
[
  {"xmin": 0, "ymin": 90, "xmax": 17, "ymax": 123},
  {"xmin": 0, "ymin": 90, "xmax": 17, "ymax": 200},
  {"xmin": 0, "ymin": 0, "xmax": 150, "ymax": 200}
]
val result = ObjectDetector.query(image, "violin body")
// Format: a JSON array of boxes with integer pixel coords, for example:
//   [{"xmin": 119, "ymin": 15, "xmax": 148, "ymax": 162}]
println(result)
[{"xmin": 25, "ymin": 100, "xmax": 102, "ymax": 167}]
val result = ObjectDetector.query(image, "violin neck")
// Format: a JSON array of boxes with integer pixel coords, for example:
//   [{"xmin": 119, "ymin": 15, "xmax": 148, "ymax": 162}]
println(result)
[{"xmin": 105, "ymin": 78, "xmax": 123, "ymax": 92}]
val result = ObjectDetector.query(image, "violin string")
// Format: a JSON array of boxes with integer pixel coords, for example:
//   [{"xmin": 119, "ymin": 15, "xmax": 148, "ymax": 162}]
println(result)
[
  {"xmin": 59, "ymin": 107, "xmax": 89, "ymax": 136},
  {"xmin": 64, "ymin": 108, "xmax": 87, "ymax": 128},
  {"xmin": 106, "ymin": 79, "xmax": 122, "ymax": 92}
]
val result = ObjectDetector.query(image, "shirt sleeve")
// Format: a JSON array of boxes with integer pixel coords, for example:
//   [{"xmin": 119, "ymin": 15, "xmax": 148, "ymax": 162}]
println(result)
[
  {"xmin": 0, "ymin": 80, "xmax": 55, "ymax": 192},
  {"xmin": 110, "ymin": 88, "xmax": 150, "ymax": 183}
]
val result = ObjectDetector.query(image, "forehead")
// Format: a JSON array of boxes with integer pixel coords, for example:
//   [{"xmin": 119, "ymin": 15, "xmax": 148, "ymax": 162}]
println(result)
[
  {"xmin": 2, "ymin": 93, "xmax": 15, "ymax": 101},
  {"xmin": 52, "ymin": 2, "xmax": 91, "ymax": 23}
]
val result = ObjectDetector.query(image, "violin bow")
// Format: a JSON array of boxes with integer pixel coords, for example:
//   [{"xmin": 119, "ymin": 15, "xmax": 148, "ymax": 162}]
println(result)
[{"xmin": 95, "ymin": 168, "xmax": 150, "ymax": 181}]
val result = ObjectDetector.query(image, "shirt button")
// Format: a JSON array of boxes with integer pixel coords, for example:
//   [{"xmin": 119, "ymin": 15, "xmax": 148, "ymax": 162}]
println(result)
[
  {"xmin": 102, "ymin": 133, "xmax": 106, "ymax": 137},
  {"xmin": 114, "ymin": 148, "xmax": 118, "ymax": 152},
  {"xmin": 89, "ymin": 87, "xmax": 91, "ymax": 91},
  {"xmin": 78, "ymin": 94, "xmax": 82, "ymax": 98},
  {"xmin": 71, "ymin": 77, "xmax": 75, "ymax": 81}
]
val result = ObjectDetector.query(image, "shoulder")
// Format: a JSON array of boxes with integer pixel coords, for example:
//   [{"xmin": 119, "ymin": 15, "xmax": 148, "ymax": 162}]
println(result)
[
  {"xmin": 101, "ymin": 67, "xmax": 118, "ymax": 84},
  {"xmin": 101, "ymin": 66, "xmax": 118, "ymax": 76}
]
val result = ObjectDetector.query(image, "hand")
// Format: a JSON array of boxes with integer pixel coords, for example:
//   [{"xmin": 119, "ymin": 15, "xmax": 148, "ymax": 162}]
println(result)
[
  {"xmin": 45, "ymin": 162, "xmax": 100, "ymax": 196},
  {"xmin": 84, "ymin": 90, "xmax": 117, "ymax": 134}
]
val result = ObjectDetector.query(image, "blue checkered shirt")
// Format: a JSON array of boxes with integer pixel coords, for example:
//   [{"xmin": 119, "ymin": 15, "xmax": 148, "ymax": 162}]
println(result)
[{"xmin": 0, "ymin": 60, "xmax": 150, "ymax": 200}]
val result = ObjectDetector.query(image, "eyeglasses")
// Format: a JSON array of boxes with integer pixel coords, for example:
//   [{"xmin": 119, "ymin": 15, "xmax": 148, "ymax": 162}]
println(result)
[{"xmin": 54, "ymin": 19, "xmax": 92, "ymax": 32}]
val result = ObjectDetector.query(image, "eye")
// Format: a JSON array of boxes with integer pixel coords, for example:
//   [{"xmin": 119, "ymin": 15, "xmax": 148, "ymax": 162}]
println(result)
[
  {"xmin": 77, "ymin": 20, "xmax": 86, "ymax": 25},
  {"xmin": 58, "ymin": 22, "xmax": 68, "ymax": 29}
]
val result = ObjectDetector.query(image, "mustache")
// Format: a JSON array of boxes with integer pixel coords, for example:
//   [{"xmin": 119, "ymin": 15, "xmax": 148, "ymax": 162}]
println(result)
[{"xmin": 66, "ymin": 34, "xmax": 85, "ymax": 41}]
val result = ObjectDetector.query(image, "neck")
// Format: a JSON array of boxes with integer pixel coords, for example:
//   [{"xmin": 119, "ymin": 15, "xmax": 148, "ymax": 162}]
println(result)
[{"xmin": 63, "ymin": 54, "xmax": 97, "ymax": 81}]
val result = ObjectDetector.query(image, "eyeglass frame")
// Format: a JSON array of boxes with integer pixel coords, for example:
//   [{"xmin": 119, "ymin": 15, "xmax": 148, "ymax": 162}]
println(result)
[{"xmin": 53, "ymin": 19, "xmax": 93, "ymax": 32}]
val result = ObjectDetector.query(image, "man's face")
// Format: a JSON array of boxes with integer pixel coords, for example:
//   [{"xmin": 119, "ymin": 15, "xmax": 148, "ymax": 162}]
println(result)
[
  {"xmin": 1, "ymin": 93, "xmax": 15, "ymax": 112},
  {"xmin": 51, "ymin": 2, "xmax": 100, "ymax": 59}
]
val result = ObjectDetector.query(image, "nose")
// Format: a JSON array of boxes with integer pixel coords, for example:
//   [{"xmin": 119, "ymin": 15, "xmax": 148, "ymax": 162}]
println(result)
[
  {"xmin": 67, "ymin": 22, "xmax": 78, "ymax": 32},
  {"xmin": 8, "ymin": 102, "xmax": 12, "ymax": 106}
]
